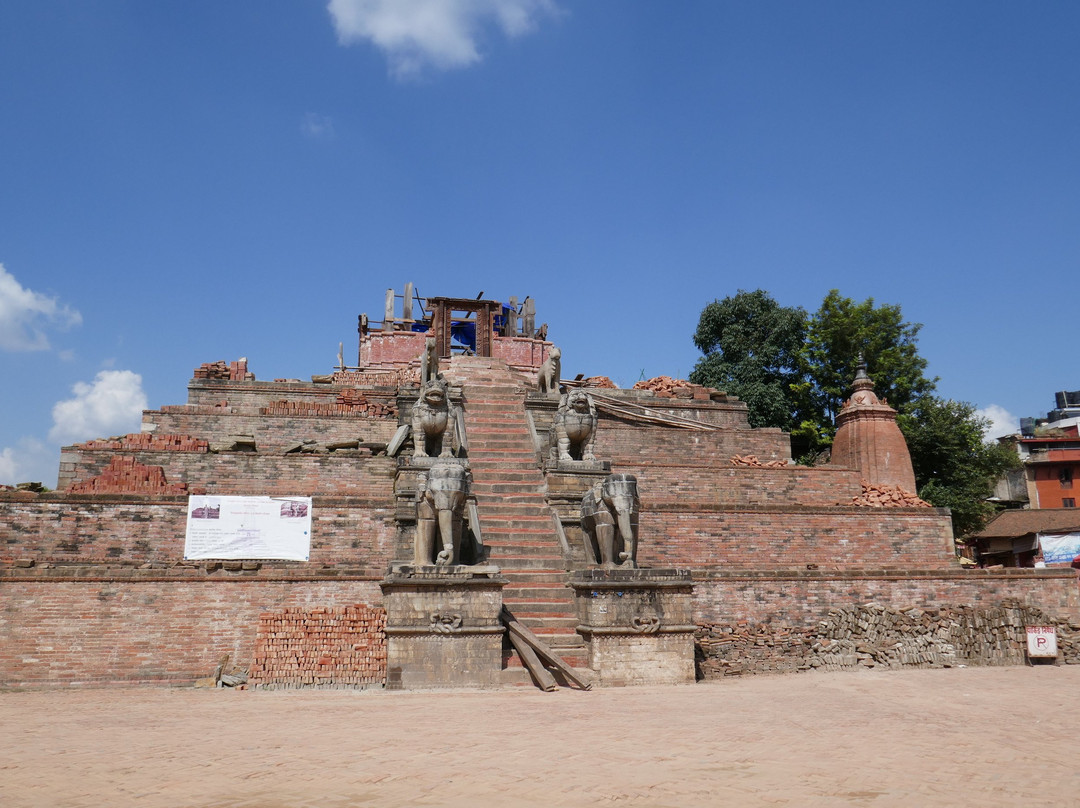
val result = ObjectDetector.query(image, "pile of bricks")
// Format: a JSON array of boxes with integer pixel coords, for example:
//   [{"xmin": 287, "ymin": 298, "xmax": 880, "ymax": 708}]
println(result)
[
  {"xmin": 847, "ymin": 483, "xmax": 929, "ymax": 508},
  {"xmin": 696, "ymin": 600, "xmax": 1080, "ymax": 678},
  {"xmin": 581, "ymin": 375, "xmax": 618, "ymax": 389},
  {"xmin": 259, "ymin": 394, "xmax": 395, "ymax": 418},
  {"xmin": 332, "ymin": 368, "xmax": 419, "ymax": 387},
  {"xmin": 632, "ymin": 376, "xmax": 714, "ymax": 400},
  {"xmin": 192, "ymin": 358, "xmax": 254, "ymax": 381},
  {"xmin": 160, "ymin": 402, "xmax": 229, "ymax": 414},
  {"xmin": 730, "ymin": 454, "xmax": 790, "ymax": 469},
  {"xmin": 68, "ymin": 456, "xmax": 188, "ymax": 495},
  {"xmin": 72, "ymin": 433, "xmax": 209, "ymax": 453},
  {"xmin": 248, "ymin": 604, "xmax": 387, "ymax": 689}
]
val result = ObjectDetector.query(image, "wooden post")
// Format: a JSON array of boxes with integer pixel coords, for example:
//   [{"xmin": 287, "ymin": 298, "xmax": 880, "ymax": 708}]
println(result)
[
  {"xmin": 402, "ymin": 282, "xmax": 414, "ymax": 324},
  {"xmin": 383, "ymin": 289, "xmax": 395, "ymax": 332},
  {"xmin": 522, "ymin": 297, "xmax": 536, "ymax": 337},
  {"xmin": 506, "ymin": 296, "xmax": 519, "ymax": 336}
]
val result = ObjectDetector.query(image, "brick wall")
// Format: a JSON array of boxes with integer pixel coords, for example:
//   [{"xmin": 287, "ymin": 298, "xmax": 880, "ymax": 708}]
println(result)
[
  {"xmin": 0, "ymin": 495, "xmax": 395, "ymax": 571},
  {"xmin": 137, "ymin": 411, "xmax": 398, "ymax": 458},
  {"xmin": 59, "ymin": 454, "xmax": 397, "ymax": 497},
  {"xmin": 0, "ymin": 571, "xmax": 382, "ymax": 688},
  {"xmin": 638, "ymin": 506, "xmax": 957, "ymax": 569}
]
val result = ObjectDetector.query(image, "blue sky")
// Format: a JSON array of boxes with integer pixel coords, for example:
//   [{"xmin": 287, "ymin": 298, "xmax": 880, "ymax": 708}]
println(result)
[{"xmin": 2, "ymin": 1, "xmax": 1078, "ymax": 486}]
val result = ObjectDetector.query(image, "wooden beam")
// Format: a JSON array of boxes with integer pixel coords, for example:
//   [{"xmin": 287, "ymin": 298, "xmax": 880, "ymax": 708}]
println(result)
[{"xmin": 501, "ymin": 607, "xmax": 593, "ymax": 690}]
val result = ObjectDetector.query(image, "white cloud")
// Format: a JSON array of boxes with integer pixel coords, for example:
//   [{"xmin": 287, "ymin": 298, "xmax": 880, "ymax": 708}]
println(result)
[
  {"xmin": 327, "ymin": 0, "xmax": 557, "ymax": 78},
  {"xmin": 0, "ymin": 437, "xmax": 57, "ymax": 488},
  {"xmin": 302, "ymin": 112, "xmax": 336, "ymax": 140},
  {"xmin": 977, "ymin": 404, "xmax": 1018, "ymax": 442},
  {"xmin": 0, "ymin": 263, "xmax": 82, "ymax": 351},
  {"xmin": 48, "ymin": 370, "xmax": 148, "ymax": 445}
]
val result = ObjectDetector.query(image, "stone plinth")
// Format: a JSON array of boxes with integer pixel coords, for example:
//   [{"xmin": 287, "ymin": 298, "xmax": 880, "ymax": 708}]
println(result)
[
  {"xmin": 380, "ymin": 565, "xmax": 506, "ymax": 689},
  {"xmin": 569, "ymin": 568, "xmax": 696, "ymax": 686}
]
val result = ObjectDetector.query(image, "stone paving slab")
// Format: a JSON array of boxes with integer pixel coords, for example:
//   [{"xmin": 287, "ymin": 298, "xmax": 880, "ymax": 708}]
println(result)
[{"xmin": 2, "ymin": 666, "xmax": 1079, "ymax": 807}]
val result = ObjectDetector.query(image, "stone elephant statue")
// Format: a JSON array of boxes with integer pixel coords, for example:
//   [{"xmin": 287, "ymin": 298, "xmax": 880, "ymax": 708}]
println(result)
[
  {"xmin": 415, "ymin": 461, "xmax": 471, "ymax": 566},
  {"xmin": 580, "ymin": 473, "xmax": 639, "ymax": 568}
]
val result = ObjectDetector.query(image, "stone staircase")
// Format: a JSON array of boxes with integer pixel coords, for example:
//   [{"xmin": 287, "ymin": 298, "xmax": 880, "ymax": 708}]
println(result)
[{"xmin": 446, "ymin": 356, "xmax": 587, "ymax": 682}]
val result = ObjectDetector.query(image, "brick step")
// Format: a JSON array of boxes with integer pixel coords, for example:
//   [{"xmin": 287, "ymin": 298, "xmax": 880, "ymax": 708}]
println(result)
[
  {"xmin": 498, "ymin": 572, "xmax": 568, "ymax": 583},
  {"xmin": 479, "ymin": 531, "xmax": 559, "ymax": 542},
  {"xmin": 502, "ymin": 597, "xmax": 576, "ymax": 609},
  {"xmin": 484, "ymin": 538, "xmax": 562, "ymax": 549},
  {"xmin": 485, "ymin": 558, "xmax": 564, "ymax": 571},
  {"xmin": 476, "ymin": 511, "xmax": 552, "ymax": 523},
  {"xmin": 467, "ymin": 451, "xmax": 538, "ymax": 460},
  {"xmin": 502, "ymin": 583, "xmax": 571, "ymax": 598},
  {"xmin": 463, "ymin": 472, "xmax": 544, "ymax": 483},
  {"xmin": 472, "ymin": 482, "xmax": 546, "ymax": 493},
  {"xmin": 485, "ymin": 550, "xmax": 565, "ymax": 562}
]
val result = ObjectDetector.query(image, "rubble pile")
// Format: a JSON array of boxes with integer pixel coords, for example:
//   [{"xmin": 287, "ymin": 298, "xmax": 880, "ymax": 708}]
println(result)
[
  {"xmin": 730, "ymin": 454, "xmax": 790, "ymax": 469},
  {"xmin": 248, "ymin": 604, "xmax": 387, "ymax": 689},
  {"xmin": 696, "ymin": 601, "xmax": 1080, "ymax": 678},
  {"xmin": 581, "ymin": 376, "xmax": 618, "ymax": 389},
  {"xmin": 633, "ymin": 375, "xmax": 724, "ymax": 401},
  {"xmin": 259, "ymin": 392, "xmax": 395, "ymax": 418},
  {"xmin": 73, "ymin": 433, "xmax": 209, "ymax": 453},
  {"xmin": 68, "ymin": 455, "xmax": 188, "ymax": 495},
  {"xmin": 847, "ymin": 483, "xmax": 930, "ymax": 507}
]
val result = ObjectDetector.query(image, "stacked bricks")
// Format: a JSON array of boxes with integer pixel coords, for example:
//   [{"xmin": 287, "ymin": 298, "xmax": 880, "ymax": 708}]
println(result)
[
  {"xmin": 72, "ymin": 433, "xmax": 209, "ymax": 453},
  {"xmin": 259, "ymin": 392, "xmax": 396, "ymax": 418},
  {"xmin": 68, "ymin": 456, "xmax": 187, "ymax": 495},
  {"xmin": 248, "ymin": 604, "xmax": 387, "ymax": 689},
  {"xmin": 696, "ymin": 600, "xmax": 1080, "ymax": 677},
  {"xmin": 333, "ymin": 368, "xmax": 419, "ymax": 387},
  {"xmin": 193, "ymin": 358, "xmax": 254, "ymax": 381}
]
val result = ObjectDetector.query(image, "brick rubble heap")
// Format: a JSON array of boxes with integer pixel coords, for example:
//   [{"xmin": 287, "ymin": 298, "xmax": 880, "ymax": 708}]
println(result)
[
  {"xmin": 847, "ymin": 483, "xmax": 930, "ymax": 508},
  {"xmin": 730, "ymin": 454, "xmax": 790, "ymax": 469},
  {"xmin": 68, "ymin": 456, "xmax": 188, "ymax": 495}
]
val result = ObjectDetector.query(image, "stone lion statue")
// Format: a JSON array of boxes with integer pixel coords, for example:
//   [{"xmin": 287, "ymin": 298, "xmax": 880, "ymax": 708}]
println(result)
[
  {"xmin": 550, "ymin": 389, "xmax": 597, "ymax": 462},
  {"xmin": 412, "ymin": 379, "xmax": 458, "ymax": 458},
  {"xmin": 537, "ymin": 345, "xmax": 561, "ymax": 395}
]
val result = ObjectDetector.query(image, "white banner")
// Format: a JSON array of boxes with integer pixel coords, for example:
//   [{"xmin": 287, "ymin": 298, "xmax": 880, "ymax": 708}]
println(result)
[
  {"xmin": 1038, "ymin": 532, "xmax": 1080, "ymax": 565},
  {"xmin": 184, "ymin": 496, "xmax": 312, "ymax": 561}
]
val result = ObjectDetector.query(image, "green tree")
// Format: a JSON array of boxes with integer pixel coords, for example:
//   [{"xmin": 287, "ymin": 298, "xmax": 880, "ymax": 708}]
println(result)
[
  {"xmin": 898, "ymin": 398, "xmax": 1020, "ymax": 537},
  {"xmin": 689, "ymin": 290, "xmax": 807, "ymax": 429},
  {"xmin": 800, "ymin": 290, "xmax": 938, "ymax": 429}
]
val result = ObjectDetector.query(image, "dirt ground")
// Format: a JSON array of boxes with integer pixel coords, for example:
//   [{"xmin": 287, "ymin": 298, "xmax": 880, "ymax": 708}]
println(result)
[{"xmin": 2, "ymin": 666, "xmax": 1078, "ymax": 807}]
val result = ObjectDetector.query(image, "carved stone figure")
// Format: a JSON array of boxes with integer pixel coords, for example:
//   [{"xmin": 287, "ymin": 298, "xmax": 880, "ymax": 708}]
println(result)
[
  {"xmin": 412, "ymin": 379, "xmax": 458, "ymax": 458},
  {"xmin": 420, "ymin": 336, "xmax": 440, "ymax": 386},
  {"xmin": 550, "ymin": 389, "xmax": 597, "ymax": 461},
  {"xmin": 537, "ymin": 345, "xmax": 561, "ymax": 395},
  {"xmin": 415, "ymin": 461, "xmax": 471, "ymax": 566},
  {"xmin": 581, "ymin": 473, "xmax": 640, "ymax": 568}
]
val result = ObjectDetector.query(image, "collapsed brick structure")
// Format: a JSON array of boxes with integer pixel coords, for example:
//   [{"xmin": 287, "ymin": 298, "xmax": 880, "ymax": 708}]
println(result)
[{"xmin": 1, "ymin": 289, "xmax": 1076, "ymax": 688}]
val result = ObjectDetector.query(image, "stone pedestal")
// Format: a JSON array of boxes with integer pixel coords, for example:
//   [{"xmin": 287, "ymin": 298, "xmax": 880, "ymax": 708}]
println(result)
[
  {"xmin": 569, "ymin": 568, "xmax": 696, "ymax": 686},
  {"xmin": 381, "ymin": 565, "xmax": 506, "ymax": 689}
]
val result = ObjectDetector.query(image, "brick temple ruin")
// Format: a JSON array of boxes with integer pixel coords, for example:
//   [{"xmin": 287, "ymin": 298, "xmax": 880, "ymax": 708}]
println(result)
[{"xmin": 2, "ymin": 287, "xmax": 1078, "ymax": 689}]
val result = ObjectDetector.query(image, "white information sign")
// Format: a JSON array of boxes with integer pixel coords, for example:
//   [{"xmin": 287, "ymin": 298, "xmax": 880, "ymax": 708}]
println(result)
[
  {"xmin": 184, "ymin": 496, "xmax": 312, "ymax": 561},
  {"xmin": 1038, "ymin": 532, "xmax": 1080, "ymax": 565},
  {"xmin": 1026, "ymin": 626, "xmax": 1058, "ymax": 659}
]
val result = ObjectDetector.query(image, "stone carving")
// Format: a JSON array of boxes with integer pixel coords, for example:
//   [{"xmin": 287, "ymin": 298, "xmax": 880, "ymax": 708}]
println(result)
[
  {"xmin": 580, "ymin": 473, "xmax": 640, "ymax": 568},
  {"xmin": 415, "ymin": 461, "xmax": 471, "ymax": 566},
  {"xmin": 429, "ymin": 612, "xmax": 464, "ymax": 634},
  {"xmin": 537, "ymin": 345, "xmax": 561, "ymax": 395},
  {"xmin": 412, "ymin": 378, "xmax": 458, "ymax": 458},
  {"xmin": 631, "ymin": 613, "xmax": 661, "ymax": 633},
  {"xmin": 420, "ymin": 336, "xmax": 440, "ymax": 386},
  {"xmin": 550, "ymin": 389, "xmax": 597, "ymax": 462}
]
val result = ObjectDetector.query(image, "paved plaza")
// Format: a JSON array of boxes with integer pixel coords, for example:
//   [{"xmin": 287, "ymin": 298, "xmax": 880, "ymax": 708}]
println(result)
[{"xmin": 2, "ymin": 666, "xmax": 1078, "ymax": 807}]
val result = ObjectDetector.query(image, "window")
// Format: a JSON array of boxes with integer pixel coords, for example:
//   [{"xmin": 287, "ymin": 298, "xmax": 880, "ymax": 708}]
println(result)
[
  {"xmin": 1061, "ymin": 468, "xmax": 1074, "ymax": 489},
  {"xmin": 1063, "ymin": 498, "xmax": 1076, "ymax": 508}
]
